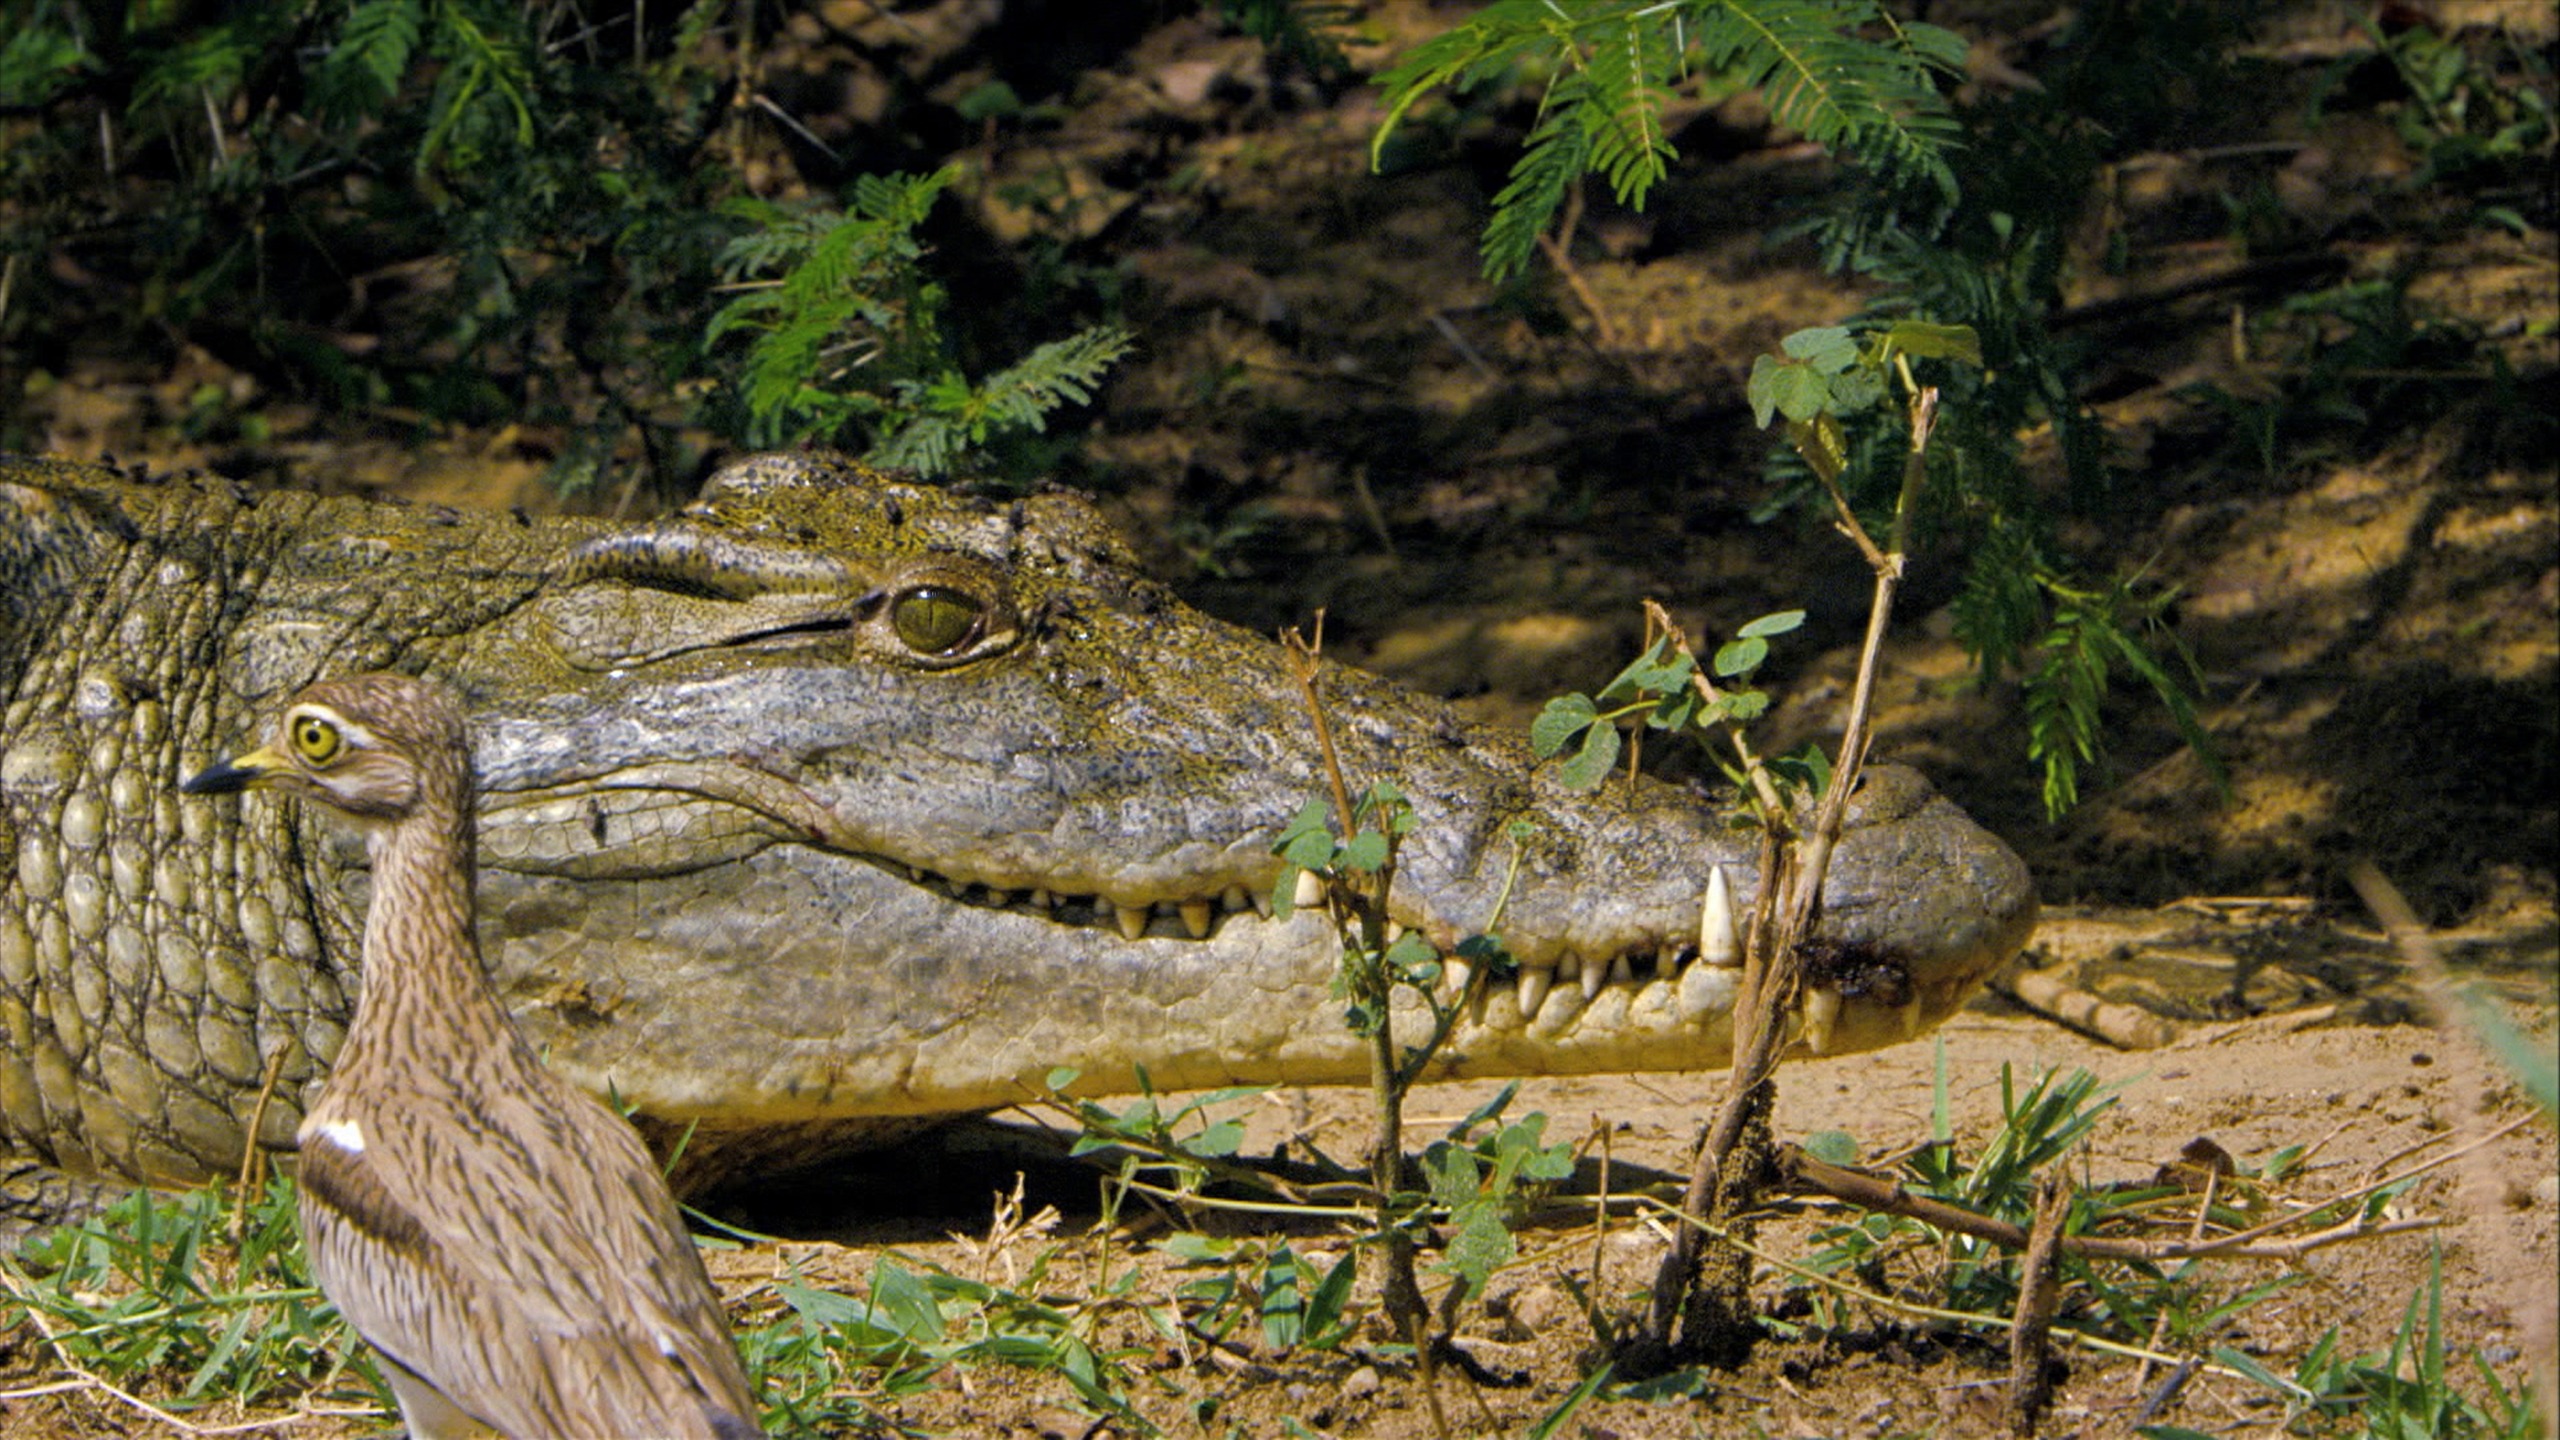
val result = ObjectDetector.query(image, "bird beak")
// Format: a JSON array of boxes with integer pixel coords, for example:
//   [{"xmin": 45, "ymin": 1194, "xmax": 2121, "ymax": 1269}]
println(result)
[{"xmin": 180, "ymin": 744, "xmax": 290, "ymax": 795}]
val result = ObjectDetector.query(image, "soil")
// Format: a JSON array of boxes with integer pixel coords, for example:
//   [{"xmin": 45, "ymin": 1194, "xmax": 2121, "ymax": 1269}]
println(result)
[{"xmin": 2, "ymin": 1, "xmax": 2553, "ymax": 1437}]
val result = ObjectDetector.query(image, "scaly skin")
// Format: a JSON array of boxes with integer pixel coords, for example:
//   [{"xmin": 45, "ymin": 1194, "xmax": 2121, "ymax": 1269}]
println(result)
[{"xmin": 1, "ymin": 451, "xmax": 2035, "ymax": 1203}]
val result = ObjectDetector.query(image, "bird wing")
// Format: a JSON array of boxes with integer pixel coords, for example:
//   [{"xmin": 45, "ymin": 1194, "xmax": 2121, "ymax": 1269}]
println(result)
[{"xmin": 297, "ymin": 1079, "xmax": 762, "ymax": 1440}]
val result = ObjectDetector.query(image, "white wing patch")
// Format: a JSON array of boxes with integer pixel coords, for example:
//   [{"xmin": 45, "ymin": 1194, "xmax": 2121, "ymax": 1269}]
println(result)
[{"xmin": 306, "ymin": 1115, "xmax": 367, "ymax": 1155}]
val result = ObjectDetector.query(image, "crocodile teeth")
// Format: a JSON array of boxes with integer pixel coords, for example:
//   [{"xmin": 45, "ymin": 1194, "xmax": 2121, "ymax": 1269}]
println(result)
[
  {"xmin": 1576, "ymin": 953, "xmax": 1605, "ymax": 1000},
  {"xmin": 1801, "ymin": 984, "xmax": 1843, "ymax": 1055},
  {"xmin": 1114, "ymin": 903, "xmax": 1150, "ymax": 942},
  {"xmin": 1179, "ymin": 899, "xmax": 1213, "ymax": 939},
  {"xmin": 1899, "ymin": 995, "xmax": 1926, "ymax": 1039},
  {"xmin": 1249, "ymin": 886, "xmax": 1273, "ymax": 919},
  {"xmin": 1385, "ymin": 920, "xmax": 1408, "ymax": 943},
  {"xmin": 1516, "ymin": 965, "xmax": 1553, "ymax": 1023},
  {"xmin": 1221, "ymin": 884, "xmax": 1251, "ymax": 913},
  {"xmin": 1293, "ymin": 870, "xmax": 1325, "ymax": 909},
  {"xmin": 1700, "ymin": 864, "xmax": 1741, "ymax": 967},
  {"xmin": 1609, "ymin": 955, "xmax": 1634, "ymax": 986},
  {"xmin": 1029, "ymin": 889, "xmax": 1052, "ymax": 909},
  {"xmin": 1443, "ymin": 955, "xmax": 1474, "ymax": 1000}
]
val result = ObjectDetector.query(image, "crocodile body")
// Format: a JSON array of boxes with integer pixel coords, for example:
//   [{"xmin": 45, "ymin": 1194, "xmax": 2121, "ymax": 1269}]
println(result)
[{"xmin": 1, "ymin": 452, "xmax": 2036, "ymax": 1199}]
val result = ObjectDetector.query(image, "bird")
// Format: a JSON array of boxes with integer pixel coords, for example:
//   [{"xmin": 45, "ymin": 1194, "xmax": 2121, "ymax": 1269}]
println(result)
[{"xmin": 182, "ymin": 674, "xmax": 765, "ymax": 1440}]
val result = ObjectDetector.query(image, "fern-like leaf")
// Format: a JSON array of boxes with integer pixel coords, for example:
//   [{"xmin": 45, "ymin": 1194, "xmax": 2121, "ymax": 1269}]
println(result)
[{"xmin": 1482, "ymin": 88, "xmax": 1593, "ymax": 281}]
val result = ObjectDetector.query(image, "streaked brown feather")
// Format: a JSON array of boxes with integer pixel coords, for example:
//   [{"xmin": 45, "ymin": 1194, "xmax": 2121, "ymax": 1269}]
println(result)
[{"xmin": 193, "ymin": 675, "xmax": 762, "ymax": 1440}]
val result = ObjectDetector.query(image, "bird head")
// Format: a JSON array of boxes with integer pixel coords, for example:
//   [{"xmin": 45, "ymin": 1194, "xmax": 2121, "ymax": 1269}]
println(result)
[{"xmin": 182, "ymin": 674, "xmax": 470, "ymax": 825}]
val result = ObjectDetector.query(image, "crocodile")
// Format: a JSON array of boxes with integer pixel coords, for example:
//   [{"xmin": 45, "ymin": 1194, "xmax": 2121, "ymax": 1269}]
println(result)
[{"xmin": 1, "ymin": 450, "xmax": 2036, "ymax": 1206}]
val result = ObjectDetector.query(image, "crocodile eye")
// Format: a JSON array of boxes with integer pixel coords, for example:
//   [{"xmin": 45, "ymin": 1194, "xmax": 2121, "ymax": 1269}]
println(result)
[
  {"xmin": 290, "ymin": 713, "xmax": 344, "ymax": 766},
  {"xmin": 891, "ymin": 585, "xmax": 984, "ymax": 656}
]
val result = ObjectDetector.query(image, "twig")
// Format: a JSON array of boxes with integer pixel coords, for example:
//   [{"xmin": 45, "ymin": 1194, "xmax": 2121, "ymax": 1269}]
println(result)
[
  {"xmin": 1637, "ymin": 385, "xmax": 1941, "ymax": 1364},
  {"xmin": 2006, "ymin": 1174, "xmax": 2071, "ymax": 1436},
  {"xmin": 1777, "ymin": 1115, "xmax": 2534, "ymax": 1262},
  {"xmin": 1995, "ymin": 967, "xmax": 2184, "ymax": 1049},
  {"xmin": 232, "ymin": 1044, "xmax": 291, "ymax": 1250}
]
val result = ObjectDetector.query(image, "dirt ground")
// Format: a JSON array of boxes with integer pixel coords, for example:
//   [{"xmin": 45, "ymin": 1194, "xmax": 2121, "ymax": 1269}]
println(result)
[{"xmin": 4, "ymin": 0, "xmax": 2554, "ymax": 1436}]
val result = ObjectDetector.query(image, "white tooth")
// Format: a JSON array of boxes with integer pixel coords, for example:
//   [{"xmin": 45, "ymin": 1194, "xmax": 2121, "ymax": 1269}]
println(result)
[
  {"xmin": 1293, "ymin": 870, "xmax": 1325, "ymax": 909},
  {"xmin": 1249, "ymin": 887, "xmax": 1273, "ymax": 919},
  {"xmin": 1678, "ymin": 958, "xmax": 1739, "ymax": 1021},
  {"xmin": 1179, "ymin": 900, "xmax": 1213, "ymax": 939},
  {"xmin": 1030, "ymin": 889, "xmax": 1052, "ymax": 909},
  {"xmin": 1386, "ymin": 920, "xmax": 1408, "ymax": 943},
  {"xmin": 1577, "ymin": 954, "xmax": 1605, "ymax": 1000},
  {"xmin": 1899, "ymin": 995, "xmax": 1925, "ymax": 1039},
  {"xmin": 1443, "ymin": 956, "xmax": 1474, "ymax": 1000},
  {"xmin": 1802, "ymin": 985, "xmax": 1843, "ymax": 1055},
  {"xmin": 1115, "ymin": 904, "xmax": 1150, "ymax": 941},
  {"xmin": 1222, "ymin": 884, "xmax": 1250, "ymax": 912},
  {"xmin": 1700, "ymin": 865, "xmax": 1741, "ymax": 967},
  {"xmin": 1558, "ymin": 953, "xmax": 1582, "ymax": 982},
  {"xmin": 1516, "ymin": 965, "xmax": 1553, "ymax": 1023},
  {"xmin": 1609, "ymin": 955, "xmax": 1634, "ymax": 986}
]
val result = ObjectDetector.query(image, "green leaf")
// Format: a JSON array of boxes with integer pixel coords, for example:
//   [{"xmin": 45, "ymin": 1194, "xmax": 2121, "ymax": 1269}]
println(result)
[
  {"xmin": 1882, "ymin": 319, "xmax": 1984, "ymax": 367},
  {"xmin": 1748, "ymin": 353, "xmax": 1834, "ymax": 427},
  {"xmin": 1192, "ymin": 1118, "xmax": 1246, "ymax": 1158},
  {"xmin": 1781, "ymin": 325, "xmax": 1860, "ymax": 372},
  {"xmin": 1530, "ymin": 693, "xmax": 1599, "ymax": 757},
  {"xmin": 1441, "ymin": 1206, "xmax": 1515, "ymax": 1297},
  {"xmin": 1712, "ymin": 635, "xmax": 1768, "ymax": 678},
  {"xmin": 1283, "ymin": 828, "xmax": 1338, "ymax": 871},
  {"xmin": 1803, "ymin": 1130, "xmax": 1861, "ymax": 1166},
  {"xmin": 1339, "ymin": 830, "xmax": 1390, "ymax": 873},
  {"xmin": 1556, "ymin": 720, "xmax": 1620, "ymax": 791},
  {"xmin": 1384, "ymin": 930, "xmax": 1440, "ymax": 974},
  {"xmin": 1738, "ymin": 609, "xmax": 1807, "ymax": 639}
]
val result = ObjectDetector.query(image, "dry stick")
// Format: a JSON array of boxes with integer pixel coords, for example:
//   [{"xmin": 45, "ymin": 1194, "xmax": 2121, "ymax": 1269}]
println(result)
[
  {"xmin": 1777, "ymin": 1114, "xmax": 2533, "ymax": 1262},
  {"xmin": 1638, "ymin": 386, "xmax": 1940, "ymax": 1362},
  {"xmin": 230, "ymin": 1044, "xmax": 291, "ymax": 1252},
  {"xmin": 2006, "ymin": 1173, "xmax": 2072, "ymax": 1437}
]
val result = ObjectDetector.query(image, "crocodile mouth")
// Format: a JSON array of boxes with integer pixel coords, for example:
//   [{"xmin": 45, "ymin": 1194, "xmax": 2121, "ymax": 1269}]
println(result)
[{"xmin": 476, "ymin": 767, "xmax": 1938, "ymax": 1051}]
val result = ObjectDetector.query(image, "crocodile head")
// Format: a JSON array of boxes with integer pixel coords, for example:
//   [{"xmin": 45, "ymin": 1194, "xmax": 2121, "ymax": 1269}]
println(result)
[
  {"xmin": 431, "ymin": 452, "xmax": 2035, "ymax": 1175},
  {"xmin": 0, "ymin": 451, "xmax": 2033, "ymax": 1196}
]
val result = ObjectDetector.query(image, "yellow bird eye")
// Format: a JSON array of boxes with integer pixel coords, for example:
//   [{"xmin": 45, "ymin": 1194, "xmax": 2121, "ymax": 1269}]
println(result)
[
  {"xmin": 291, "ymin": 713, "xmax": 344, "ymax": 765},
  {"xmin": 890, "ymin": 586, "xmax": 983, "ymax": 656}
]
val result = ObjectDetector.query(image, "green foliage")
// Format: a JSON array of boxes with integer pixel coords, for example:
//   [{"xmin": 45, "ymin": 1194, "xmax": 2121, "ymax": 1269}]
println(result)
[
  {"xmin": 2169, "ymin": 1249, "xmax": 2544, "ymax": 1440},
  {"xmin": 707, "ymin": 172, "xmax": 1133, "ymax": 478},
  {"xmin": 0, "ymin": 0, "xmax": 1124, "ymax": 486},
  {"xmin": 1531, "ymin": 611, "xmax": 1805, "ymax": 793},
  {"xmin": 2347, "ymin": 14, "xmax": 2556, "ymax": 201},
  {"xmin": 1159, "ymin": 1236, "xmax": 1358, "ymax": 1354},
  {"xmin": 1420, "ymin": 1098, "xmax": 1575, "ymax": 1303},
  {"xmin": 751, "ymin": 1251, "xmax": 1151, "ymax": 1434},
  {"xmin": 0, "ymin": 1177, "xmax": 370, "ymax": 1412},
  {"xmin": 1802, "ymin": 1063, "xmax": 2214, "ymax": 1331},
  {"xmin": 1371, "ymin": 0, "xmax": 1963, "ymax": 280}
]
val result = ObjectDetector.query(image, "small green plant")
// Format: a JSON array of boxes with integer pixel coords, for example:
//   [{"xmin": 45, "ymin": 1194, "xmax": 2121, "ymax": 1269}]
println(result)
[
  {"xmin": 2343, "ymin": 14, "xmax": 2556, "ymax": 212},
  {"xmin": 707, "ymin": 170, "xmax": 1134, "ymax": 479},
  {"xmin": 754, "ymin": 1249, "xmax": 1153, "ymax": 1436},
  {"xmin": 1158, "ymin": 1235, "xmax": 1358, "ymax": 1355},
  {"xmin": 1419, "ymin": 1087, "xmax": 1576, "ymax": 1308},
  {"xmin": 1801, "ymin": 1063, "xmax": 2122, "ymax": 1320},
  {"xmin": 1530, "ymin": 610, "xmax": 1810, "ymax": 794},
  {"xmin": 2156, "ymin": 1250, "xmax": 2543, "ymax": 1440},
  {"xmin": 0, "ymin": 1177, "xmax": 370, "ymax": 1416}
]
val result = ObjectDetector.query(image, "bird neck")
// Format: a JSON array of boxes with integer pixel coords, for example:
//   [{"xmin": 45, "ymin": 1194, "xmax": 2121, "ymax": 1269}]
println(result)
[{"xmin": 346, "ymin": 787, "xmax": 521, "ymax": 1058}]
